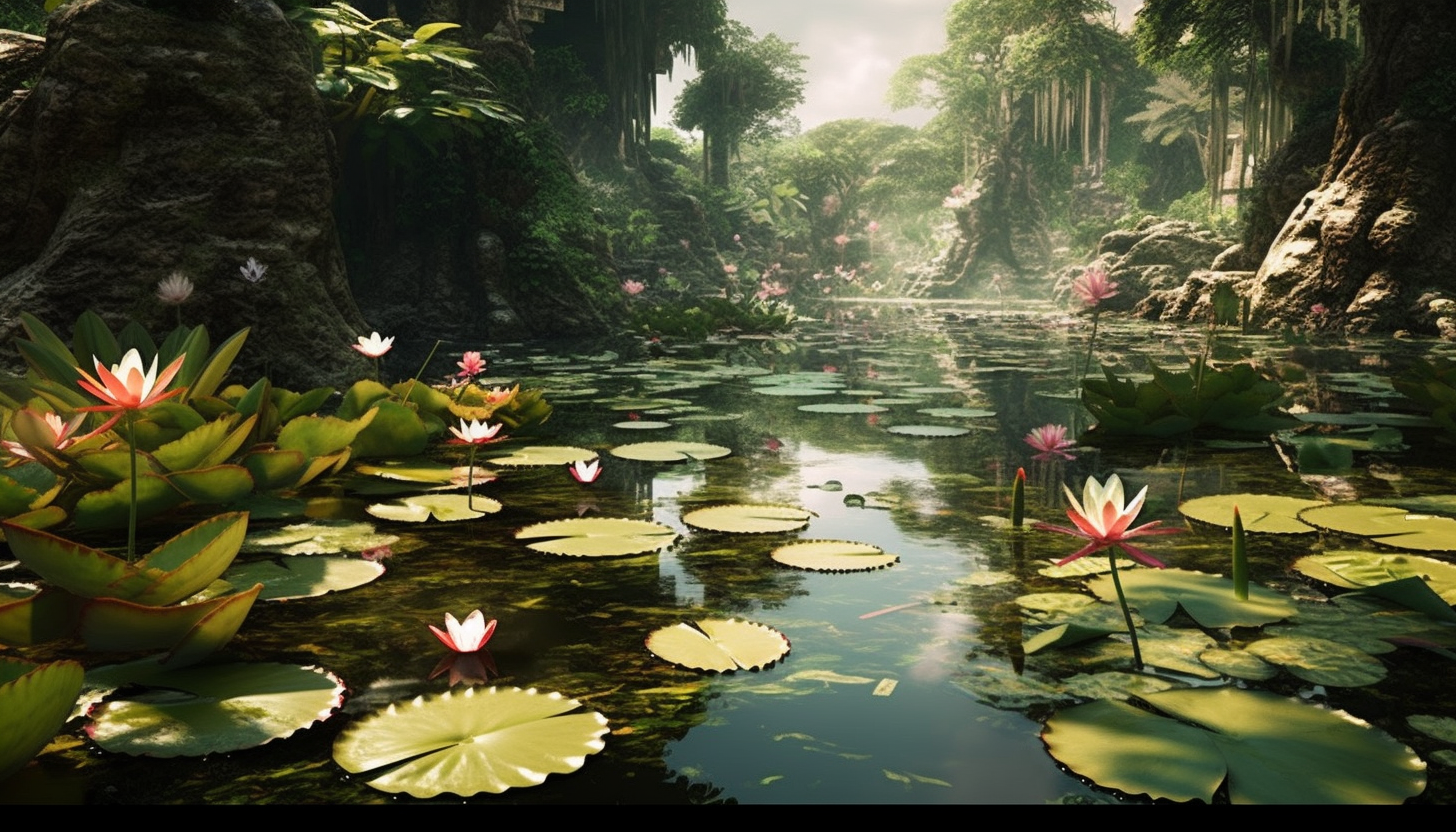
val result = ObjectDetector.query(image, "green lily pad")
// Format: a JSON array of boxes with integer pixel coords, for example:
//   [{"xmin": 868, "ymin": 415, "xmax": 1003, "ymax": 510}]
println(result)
[
  {"xmin": 1024, "ymin": 622, "xmax": 1119, "ymax": 654},
  {"xmin": 1369, "ymin": 494, "xmax": 1456, "ymax": 516},
  {"xmin": 332, "ymin": 686, "xmax": 609, "ymax": 798},
  {"xmin": 353, "ymin": 458, "xmax": 461, "ymax": 484},
  {"xmin": 609, "ymin": 441, "xmax": 732, "ymax": 462},
  {"xmin": 753, "ymin": 386, "xmax": 838, "ymax": 397},
  {"xmin": 1016, "ymin": 592, "xmax": 1100, "ymax": 622},
  {"xmin": 223, "ymin": 556, "xmax": 386, "ymax": 601},
  {"xmin": 1042, "ymin": 687, "xmax": 1425, "ymax": 803},
  {"xmin": 769, "ymin": 540, "xmax": 898, "ymax": 572},
  {"xmin": 514, "ymin": 517, "xmax": 677, "ymax": 557},
  {"xmin": 0, "ymin": 586, "xmax": 83, "ymax": 645},
  {"xmin": 1087, "ymin": 568, "xmax": 1296, "ymax": 629},
  {"xmin": 1299, "ymin": 504, "xmax": 1456, "ymax": 552},
  {"xmin": 0, "ymin": 658, "xmax": 85, "ymax": 780},
  {"xmin": 1294, "ymin": 550, "xmax": 1456, "ymax": 606},
  {"xmin": 916, "ymin": 407, "xmax": 996, "ymax": 419},
  {"xmin": 1197, "ymin": 647, "xmax": 1279, "ymax": 681},
  {"xmin": 885, "ymin": 424, "xmax": 970, "ymax": 437},
  {"xmin": 612, "ymin": 420, "xmax": 673, "ymax": 430},
  {"xmin": 1178, "ymin": 494, "xmax": 1323, "ymax": 533},
  {"xmin": 487, "ymin": 446, "xmax": 596, "ymax": 466},
  {"xmin": 796, "ymin": 403, "xmax": 889, "ymax": 414},
  {"xmin": 79, "ymin": 583, "xmax": 263, "ymax": 663},
  {"xmin": 1408, "ymin": 714, "xmax": 1456, "ymax": 744},
  {"xmin": 682, "ymin": 504, "xmax": 812, "ymax": 534},
  {"xmin": 86, "ymin": 663, "xmax": 345, "ymax": 757},
  {"xmin": 1294, "ymin": 412, "xmax": 1435, "ymax": 427},
  {"xmin": 244, "ymin": 521, "xmax": 398, "ymax": 556},
  {"xmin": 645, "ymin": 619, "xmax": 791, "ymax": 672},
  {"xmin": 1245, "ymin": 636, "xmax": 1388, "ymax": 687},
  {"xmin": 366, "ymin": 494, "xmax": 502, "ymax": 522}
]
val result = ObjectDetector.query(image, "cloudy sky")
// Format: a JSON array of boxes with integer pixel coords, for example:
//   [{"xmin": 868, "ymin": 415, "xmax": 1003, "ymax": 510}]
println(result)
[{"xmin": 655, "ymin": 0, "xmax": 1144, "ymax": 133}]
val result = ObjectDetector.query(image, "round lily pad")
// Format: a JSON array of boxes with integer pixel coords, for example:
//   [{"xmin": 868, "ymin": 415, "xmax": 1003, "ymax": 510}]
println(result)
[
  {"xmin": 514, "ymin": 517, "xmax": 678, "ymax": 557},
  {"xmin": 917, "ymin": 407, "xmax": 996, "ymax": 419},
  {"xmin": 86, "ymin": 663, "xmax": 345, "ymax": 758},
  {"xmin": 1245, "ymin": 636, "xmax": 1388, "ymax": 687},
  {"xmin": 243, "ymin": 521, "xmax": 398, "ymax": 556},
  {"xmin": 885, "ymin": 424, "xmax": 970, "ymax": 438},
  {"xmin": 682, "ymin": 504, "xmax": 812, "ymax": 534},
  {"xmin": 332, "ymin": 686, "xmax": 609, "ymax": 798},
  {"xmin": 796, "ymin": 403, "xmax": 889, "ymax": 414},
  {"xmin": 223, "ymin": 556, "xmax": 386, "ymax": 601},
  {"xmin": 612, "ymin": 420, "xmax": 673, "ymax": 430},
  {"xmin": 487, "ymin": 446, "xmax": 596, "ymax": 466},
  {"xmin": 1087, "ymin": 568, "xmax": 1296, "ymax": 629},
  {"xmin": 366, "ymin": 494, "xmax": 502, "ymax": 522},
  {"xmin": 770, "ymin": 540, "xmax": 898, "ymax": 572},
  {"xmin": 645, "ymin": 619, "xmax": 791, "ymax": 672},
  {"xmin": 753, "ymin": 386, "xmax": 837, "ymax": 397},
  {"xmin": 609, "ymin": 442, "xmax": 732, "ymax": 462},
  {"xmin": 1299, "ymin": 504, "xmax": 1456, "ymax": 552},
  {"xmin": 1293, "ymin": 550, "xmax": 1456, "ymax": 605},
  {"xmin": 1197, "ymin": 647, "xmax": 1279, "ymax": 681},
  {"xmin": 1179, "ymin": 494, "xmax": 1323, "ymax": 534}
]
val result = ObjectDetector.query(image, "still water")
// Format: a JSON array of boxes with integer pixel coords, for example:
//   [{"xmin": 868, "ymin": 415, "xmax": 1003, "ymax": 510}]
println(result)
[{"xmin": 11, "ymin": 300, "xmax": 1456, "ymax": 803}]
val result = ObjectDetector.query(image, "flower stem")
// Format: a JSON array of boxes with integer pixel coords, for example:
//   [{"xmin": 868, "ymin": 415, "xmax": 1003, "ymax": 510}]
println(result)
[
  {"xmin": 1082, "ymin": 310, "xmax": 1100, "ymax": 377},
  {"xmin": 466, "ymin": 445, "xmax": 477, "ymax": 510},
  {"xmin": 126, "ymin": 411, "xmax": 138, "ymax": 562},
  {"xmin": 1107, "ymin": 554, "xmax": 1143, "ymax": 671},
  {"xmin": 402, "ymin": 339, "xmax": 441, "ymax": 405}
]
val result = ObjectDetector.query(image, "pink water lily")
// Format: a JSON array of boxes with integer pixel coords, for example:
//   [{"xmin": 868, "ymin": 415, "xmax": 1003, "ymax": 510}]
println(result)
[
  {"xmin": 569, "ymin": 458, "xmax": 601, "ymax": 483},
  {"xmin": 1071, "ymin": 267, "xmax": 1118, "ymax": 307},
  {"xmin": 1024, "ymin": 424, "xmax": 1077, "ymax": 460},
  {"xmin": 449, "ymin": 419, "xmax": 502, "ymax": 444},
  {"xmin": 2, "ymin": 410, "xmax": 87, "ymax": 459},
  {"xmin": 1035, "ymin": 474, "xmax": 1181, "ymax": 567},
  {"xmin": 456, "ymin": 351, "xmax": 486, "ymax": 378},
  {"xmin": 429, "ymin": 610, "xmax": 497, "ymax": 653},
  {"xmin": 622, "ymin": 279, "xmax": 646, "ymax": 295},
  {"xmin": 76, "ymin": 349, "xmax": 186, "ymax": 415}
]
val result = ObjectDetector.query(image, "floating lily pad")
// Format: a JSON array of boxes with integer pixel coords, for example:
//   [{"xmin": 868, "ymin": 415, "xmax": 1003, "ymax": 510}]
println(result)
[
  {"xmin": 353, "ymin": 458, "xmax": 460, "ymax": 483},
  {"xmin": 1299, "ymin": 504, "xmax": 1456, "ymax": 552},
  {"xmin": 796, "ymin": 403, "xmax": 889, "ymax": 414},
  {"xmin": 1294, "ymin": 550, "xmax": 1456, "ymax": 605},
  {"xmin": 903, "ymin": 386, "xmax": 959, "ymax": 395},
  {"xmin": 612, "ymin": 420, "xmax": 674, "ymax": 430},
  {"xmin": 243, "ymin": 521, "xmax": 398, "ymax": 556},
  {"xmin": 1178, "ymin": 494, "xmax": 1323, "ymax": 533},
  {"xmin": 645, "ymin": 619, "xmax": 791, "ymax": 672},
  {"xmin": 609, "ymin": 442, "xmax": 732, "ymax": 462},
  {"xmin": 0, "ymin": 658, "xmax": 84, "ymax": 780},
  {"xmin": 1408, "ymin": 714, "xmax": 1456, "ymax": 744},
  {"xmin": 1369, "ymin": 494, "xmax": 1456, "ymax": 516},
  {"xmin": 332, "ymin": 686, "xmax": 608, "ymax": 798},
  {"xmin": 1245, "ymin": 636, "xmax": 1388, "ymax": 687},
  {"xmin": 514, "ymin": 517, "xmax": 677, "ymax": 557},
  {"xmin": 682, "ymin": 504, "xmax": 812, "ymax": 534},
  {"xmin": 885, "ymin": 424, "xmax": 970, "ymax": 438},
  {"xmin": 223, "ymin": 556, "xmax": 385, "ymax": 601},
  {"xmin": 916, "ymin": 407, "xmax": 996, "ymax": 419},
  {"xmin": 1197, "ymin": 647, "xmax": 1279, "ymax": 681},
  {"xmin": 1024, "ymin": 622, "xmax": 1119, "ymax": 654},
  {"xmin": 1087, "ymin": 568, "xmax": 1296, "ymax": 629},
  {"xmin": 770, "ymin": 540, "xmax": 898, "ymax": 572},
  {"xmin": 86, "ymin": 663, "xmax": 345, "ymax": 758},
  {"xmin": 487, "ymin": 446, "xmax": 596, "ymax": 466},
  {"xmin": 753, "ymin": 386, "xmax": 837, "ymax": 397},
  {"xmin": 1294, "ymin": 412, "xmax": 1435, "ymax": 427},
  {"xmin": 366, "ymin": 494, "xmax": 502, "ymax": 523},
  {"xmin": 1042, "ymin": 687, "xmax": 1425, "ymax": 803}
]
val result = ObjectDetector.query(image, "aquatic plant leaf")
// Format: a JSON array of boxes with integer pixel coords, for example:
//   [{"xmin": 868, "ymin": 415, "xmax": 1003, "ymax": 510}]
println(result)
[
  {"xmin": 0, "ymin": 658, "xmax": 84, "ymax": 780},
  {"xmin": 1042, "ymin": 687, "xmax": 1425, "ymax": 803},
  {"xmin": 1059, "ymin": 671, "xmax": 1182, "ymax": 701},
  {"xmin": 166, "ymin": 465, "xmax": 255, "ymax": 505},
  {"xmin": 1299, "ymin": 504, "xmax": 1456, "ymax": 552},
  {"xmin": 1178, "ymin": 494, "xmax": 1322, "ymax": 533},
  {"xmin": 797, "ymin": 403, "xmax": 888, "ymax": 414},
  {"xmin": 349, "ymin": 400, "xmax": 429, "ymax": 459},
  {"xmin": 353, "ymin": 458, "xmax": 459, "ymax": 483},
  {"xmin": 332, "ymin": 686, "xmax": 608, "ymax": 797},
  {"xmin": 609, "ymin": 441, "xmax": 731, "ymax": 462},
  {"xmin": 0, "ymin": 585, "xmax": 81, "ymax": 645},
  {"xmin": 1294, "ymin": 550, "xmax": 1456, "ymax": 607},
  {"xmin": 885, "ymin": 424, "xmax": 970, "ymax": 437},
  {"xmin": 1086, "ymin": 568, "xmax": 1295, "ymax": 629},
  {"xmin": 223, "ymin": 556, "xmax": 385, "ymax": 600},
  {"xmin": 646, "ymin": 619, "xmax": 791, "ymax": 672},
  {"xmin": 1408, "ymin": 714, "xmax": 1456, "ymax": 744},
  {"xmin": 770, "ymin": 540, "xmax": 898, "ymax": 572},
  {"xmin": 916, "ymin": 407, "xmax": 996, "ymax": 418},
  {"xmin": 366, "ymin": 494, "xmax": 501, "ymax": 522},
  {"xmin": 612, "ymin": 420, "xmax": 673, "ymax": 429},
  {"xmin": 682, "ymin": 504, "xmax": 812, "ymax": 534},
  {"xmin": 150, "ymin": 416, "xmax": 241, "ymax": 472},
  {"xmin": 276, "ymin": 410, "xmax": 377, "ymax": 458},
  {"xmin": 1197, "ymin": 647, "xmax": 1278, "ymax": 681},
  {"xmin": 514, "ymin": 517, "xmax": 677, "ymax": 557},
  {"xmin": 79, "ymin": 583, "xmax": 262, "ymax": 658},
  {"xmin": 240, "ymin": 448, "xmax": 307, "ymax": 491},
  {"xmin": 244, "ymin": 520, "xmax": 398, "ymax": 556},
  {"xmin": 71, "ymin": 474, "xmax": 185, "ymax": 529},
  {"xmin": 1245, "ymin": 636, "xmax": 1388, "ymax": 686},
  {"xmin": 86, "ymin": 663, "xmax": 344, "ymax": 758},
  {"xmin": 487, "ymin": 445, "xmax": 596, "ymax": 466},
  {"xmin": 753, "ymin": 386, "xmax": 837, "ymax": 397},
  {"xmin": 1294, "ymin": 412, "xmax": 1435, "ymax": 428},
  {"xmin": 1023, "ymin": 622, "xmax": 1118, "ymax": 654}
]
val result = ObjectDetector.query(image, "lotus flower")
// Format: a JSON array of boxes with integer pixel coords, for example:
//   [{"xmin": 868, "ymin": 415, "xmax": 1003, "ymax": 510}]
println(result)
[
  {"xmin": 1035, "ymin": 474, "xmax": 1181, "ymax": 568},
  {"xmin": 1071, "ymin": 267, "xmax": 1118, "ymax": 307},
  {"xmin": 429, "ymin": 610, "xmax": 497, "ymax": 653},
  {"xmin": 456, "ymin": 351, "xmax": 486, "ymax": 378},
  {"xmin": 156, "ymin": 272, "xmax": 194, "ymax": 305},
  {"xmin": 1024, "ymin": 424, "xmax": 1077, "ymax": 461},
  {"xmin": 448, "ymin": 419, "xmax": 502, "ymax": 444},
  {"xmin": 483, "ymin": 384, "xmax": 519, "ymax": 408},
  {"xmin": 2, "ymin": 411, "xmax": 86, "ymax": 459},
  {"xmin": 352, "ymin": 332, "xmax": 394, "ymax": 358},
  {"xmin": 76, "ymin": 349, "xmax": 186, "ymax": 414},
  {"xmin": 569, "ymin": 458, "xmax": 601, "ymax": 483},
  {"xmin": 622, "ymin": 279, "xmax": 646, "ymax": 296},
  {"xmin": 238, "ymin": 257, "xmax": 268, "ymax": 283}
]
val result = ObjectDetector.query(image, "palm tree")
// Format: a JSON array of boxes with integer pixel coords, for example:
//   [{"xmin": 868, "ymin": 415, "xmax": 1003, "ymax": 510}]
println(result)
[{"xmin": 1126, "ymin": 73, "xmax": 1212, "ymax": 181}]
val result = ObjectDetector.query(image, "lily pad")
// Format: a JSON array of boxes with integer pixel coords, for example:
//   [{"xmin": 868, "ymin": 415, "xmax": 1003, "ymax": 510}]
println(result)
[
  {"xmin": 1197, "ymin": 647, "xmax": 1279, "ymax": 681},
  {"xmin": 332, "ymin": 686, "xmax": 608, "ymax": 798},
  {"xmin": 682, "ymin": 504, "xmax": 812, "ymax": 534},
  {"xmin": 916, "ymin": 407, "xmax": 996, "ymax": 419},
  {"xmin": 0, "ymin": 658, "xmax": 85, "ymax": 780},
  {"xmin": 1087, "ymin": 568, "xmax": 1296, "ymax": 629},
  {"xmin": 645, "ymin": 619, "xmax": 791, "ymax": 672},
  {"xmin": 243, "ymin": 521, "xmax": 398, "ymax": 556},
  {"xmin": 796, "ymin": 403, "xmax": 889, "ymax": 414},
  {"xmin": 612, "ymin": 420, "xmax": 673, "ymax": 430},
  {"xmin": 609, "ymin": 441, "xmax": 732, "ymax": 462},
  {"xmin": 1042, "ymin": 687, "xmax": 1425, "ymax": 803},
  {"xmin": 86, "ymin": 663, "xmax": 345, "ymax": 757},
  {"xmin": 1294, "ymin": 550, "xmax": 1456, "ymax": 606},
  {"xmin": 514, "ymin": 517, "xmax": 677, "ymax": 557},
  {"xmin": 1245, "ymin": 636, "xmax": 1388, "ymax": 687},
  {"xmin": 1178, "ymin": 494, "xmax": 1323, "ymax": 534},
  {"xmin": 223, "ymin": 556, "xmax": 386, "ymax": 601},
  {"xmin": 885, "ymin": 424, "xmax": 970, "ymax": 438},
  {"xmin": 770, "ymin": 540, "xmax": 898, "ymax": 572},
  {"xmin": 1299, "ymin": 504, "xmax": 1456, "ymax": 552},
  {"xmin": 487, "ymin": 446, "xmax": 596, "ymax": 467},
  {"xmin": 366, "ymin": 494, "xmax": 502, "ymax": 523}
]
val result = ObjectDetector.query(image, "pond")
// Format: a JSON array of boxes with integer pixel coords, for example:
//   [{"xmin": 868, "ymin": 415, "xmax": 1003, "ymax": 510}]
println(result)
[{"xmin": 7, "ymin": 299, "xmax": 1456, "ymax": 804}]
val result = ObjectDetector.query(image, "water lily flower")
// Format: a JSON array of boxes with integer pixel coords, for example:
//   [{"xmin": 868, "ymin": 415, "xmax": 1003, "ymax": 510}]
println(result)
[
  {"xmin": 483, "ymin": 384, "xmax": 518, "ymax": 407},
  {"xmin": 1035, "ymin": 474, "xmax": 1181, "ymax": 568},
  {"xmin": 622, "ymin": 279, "xmax": 646, "ymax": 295},
  {"xmin": 1310, "ymin": 303, "xmax": 1328, "ymax": 315},
  {"xmin": 867, "ymin": 221, "xmax": 880, "ymax": 234},
  {"xmin": 1071, "ymin": 266, "xmax": 1118, "ymax": 307},
  {"xmin": 429, "ymin": 610, "xmax": 497, "ymax": 653},
  {"xmin": 238, "ymin": 257, "xmax": 268, "ymax": 283},
  {"xmin": 156, "ymin": 272, "xmax": 194, "ymax": 305},
  {"xmin": 834, "ymin": 234, "xmax": 851, "ymax": 249},
  {"xmin": 1024, "ymin": 424, "xmax": 1077, "ymax": 460},
  {"xmin": 2, "ymin": 410, "xmax": 86, "ymax": 459},
  {"xmin": 352, "ymin": 332, "xmax": 394, "ymax": 358},
  {"xmin": 448, "ymin": 419, "xmax": 502, "ymax": 444},
  {"xmin": 723, "ymin": 263, "xmax": 738, "ymax": 275},
  {"xmin": 76, "ymin": 349, "xmax": 186, "ymax": 414},
  {"xmin": 569, "ymin": 458, "xmax": 601, "ymax": 483},
  {"xmin": 456, "ymin": 351, "xmax": 486, "ymax": 378}
]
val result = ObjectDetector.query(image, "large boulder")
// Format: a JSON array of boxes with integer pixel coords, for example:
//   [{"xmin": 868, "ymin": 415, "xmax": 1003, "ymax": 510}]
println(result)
[{"xmin": 0, "ymin": 0, "xmax": 369, "ymax": 387}]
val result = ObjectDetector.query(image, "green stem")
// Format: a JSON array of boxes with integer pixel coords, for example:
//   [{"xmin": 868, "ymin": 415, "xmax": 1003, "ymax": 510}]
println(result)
[
  {"xmin": 467, "ymin": 445, "xmax": 477, "ymax": 510},
  {"xmin": 1108, "ymin": 554, "xmax": 1143, "ymax": 671},
  {"xmin": 126, "ymin": 411, "xmax": 138, "ymax": 562},
  {"xmin": 402, "ymin": 339, "xmax": 441, "ymax": 405},
  {"xmin": 1082, "ymin": 310, "xmax": 1100, "ymax": 377}
]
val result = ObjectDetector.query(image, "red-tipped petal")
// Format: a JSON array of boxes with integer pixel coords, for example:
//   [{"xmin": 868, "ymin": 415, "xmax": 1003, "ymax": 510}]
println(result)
[
  {"xmin": 428, "ymin": 624, "xmax": 459, "ymax": 651},
  {"xmin": 1055, "ymin": 540, "xmax": 1104, "ymax": 566},
  {"xmin": 1116, "ymin": 542, "xmax": 1166, "ymax": 568}
]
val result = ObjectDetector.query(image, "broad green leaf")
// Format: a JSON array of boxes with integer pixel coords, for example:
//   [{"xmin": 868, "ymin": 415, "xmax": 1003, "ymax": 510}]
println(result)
[
  {"xmin": 682, "ymin": 504, "xmax": 812, "ymax": 534},
  {"xmin": 185, "ymin": 327, "xmax": 250, "ymax": 401},
  {"xmin": 223, "ymin": 556, "xmax": 385, "ymax": 601},
  {"xmin": 0, "ymin": 585, "xmax": 82, "ymax": 646},
  {"xmin": 332, "ymin": 686, "xmax": 608, "ymax": 797},
  {"xmin": 1197, "ymin": 647, "xmax": 1278, "ymax": 680},
  {"xmin": 366, "ymin": 494, "xmax": 501, "ymax": 522},
  {"xmin": 243, "ymin": 520, "xmax": 397, "ymax": 556},
  {"xmin": 885, "ymin": 424, "xmax": 970, "ymax": 437},
  {"xmin": 1299, "ymin": 504, "xmax": 1456, "ymax": 552},
  {"xmin": 166, "ymin": 465, "xmax": 254, "ymax": 505},
  {"xmin": 1042, "ymin": 688, "xmax": 1425, "ymax": 803},
  {"xmin": 916, "ymin": 407, "xmax": 996, "ymax": 418},
  {"xmin": 488, "ymin": 445, "xmax": 597, "ymax": 466},
  {"xmin": 1179, "ymin": 493, "xmax": 1323, "ymax": 533},
  {"xmin": 770, "ymin": 540, "xmax": 898, "ymax": 572},
  {"xmin": 276, "ymin": 410, "xmax": 377, "ymax": 458},
  {"xmin": 349, "ymin": 400, "xmax": 429, "ymax": 459},
  {"xmin": 514, "ymin": 517, "xmax": 676, "ymax": 557},
  {"xmin": 1023, "ymin": 622, "xmax": 1118, "ymax": 654},
  {"xmin": 609, "ymin": 441, "xmax": 731, "ymax": 462},
  {"xmin": 353, "ymin": 458, "xmax": 460, "ymax": 484},
  {"xmin": 71, "ymin": 474, "xmax": 185, "ymax": 530},
  {"xmin": 646, "ymin": 619, "xmax": 791, "ymax": 672},
  {"xmin": 1245, "ymin": 636, "xmax": 1388, "ymax": 686},
  {"xmin": 1087, "ymin": 568, "xmax": 1296, "ymax": 629},
  {"xmin": 78, "ymin": 584, "xmax": 261, "ymax": 653},
  {"xmin": 151, "ymin": 416, "xmax": 238, "ymax": 472},
  {"xmin": 86, "ymin": 663, "xmax": 344, "ymax": 757},
  {"xmin": 797, "ymin": 403, "xmax": 888, "ymax": 414},
  {"xmin": 0, "ymin": 659, "xmax": 85, "ymax": 780},
  {"xmin": 1294, "ymin": 550, "xmax": 1456, "ymax": 605},
  {"xmin": 129, "ymin": 511, "xmax": 251, "ymax": 605},
  {"xmin": 240, "ymin": 448, "xmax": 307, "ymax": 491}
]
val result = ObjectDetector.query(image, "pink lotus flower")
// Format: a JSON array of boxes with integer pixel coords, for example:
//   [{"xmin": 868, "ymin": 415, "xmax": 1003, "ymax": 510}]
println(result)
[
  {"xmin": 448, "ymin": 419, "xmax": 502, "ymax": 444},
  {"xmin": 76, "ymin": 349, "xmax": 186, "ymax": 415},
  {"xmin": 867, "ymin": 221, "xmax": 880, "ymax": 234},
  {"xmin": 2, "ymin": 410, "xmax": 86, "ymax": 459},
  {"xmin": 834, "ymin": 234, "xmax": 851, "ymax": 249},
  {"xmin": 352, "ymin": 332, "xmax": 394, "ymax": 358},
  {"xmin": 1024, "ymin": 424, "xmax": 1077, "ymax": 460},
  {"xmin": 1071, "ymin": 267, "xmax": 1118, "ymax": 307},
  {"xmin": 1310, "ymin": 303, "xmax": 1328, "ymax": 315},
  {"xmin": 483, "ymin": 384, "xmax": 518, "ymax": 407},
  {"xmin": 456, "ymin": 351, "xmax": 486, "ymax": 378},
  {"xmin": 1035, "ymin": 474, "xmax": 1181, "ymax": 567},
  {"xmin": 755, "ymin": 280, "xmax": 788, "ymax": 301},
  {"xmin": 569, "ymin": 458, "xmax": 601, "ymax": 483},
  {"xmin": 723, "ymin": 263, "xmax": 738, "ymax": 275},
  {"xmin": 622, "ymin": 279, "xmax": 646, "ymax": 295},
  {"xmin": 429, "ymin": 610, "xmax": 497, "ymax": 653}
]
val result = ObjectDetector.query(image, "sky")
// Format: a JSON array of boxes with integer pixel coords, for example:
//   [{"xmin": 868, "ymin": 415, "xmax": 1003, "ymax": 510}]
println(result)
[{"xmin": 654, "ymin": 0, "xmax": 1145, "ymax": 134}]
